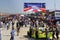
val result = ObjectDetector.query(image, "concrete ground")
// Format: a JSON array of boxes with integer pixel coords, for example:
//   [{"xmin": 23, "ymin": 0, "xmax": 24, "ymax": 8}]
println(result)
[{"xmin": 1, "ymin": 27, "xmax": 29, "ymax": 40}]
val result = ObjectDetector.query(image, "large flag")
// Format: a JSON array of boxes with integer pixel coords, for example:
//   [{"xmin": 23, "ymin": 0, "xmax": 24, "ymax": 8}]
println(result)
[{"xmin": 24, "ymin": 3, "xmax": 46, "ymax": 13}]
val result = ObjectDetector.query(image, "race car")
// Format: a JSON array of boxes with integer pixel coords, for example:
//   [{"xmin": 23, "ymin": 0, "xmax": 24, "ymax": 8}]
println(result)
[{"xmin": 27, "ymin": 26, "xmax": 53, "ymax": 39}]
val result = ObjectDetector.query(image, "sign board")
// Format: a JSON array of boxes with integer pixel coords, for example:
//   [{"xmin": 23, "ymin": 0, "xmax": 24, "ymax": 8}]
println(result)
[{"xmin": 24, "ymin": 3, "xmax": 46, "ymax": 13}]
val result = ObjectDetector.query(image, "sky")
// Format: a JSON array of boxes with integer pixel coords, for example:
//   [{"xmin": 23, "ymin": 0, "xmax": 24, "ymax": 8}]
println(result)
[{"xmin": 0, "ymin": 0, "xmax": 60, "ymax": 13}]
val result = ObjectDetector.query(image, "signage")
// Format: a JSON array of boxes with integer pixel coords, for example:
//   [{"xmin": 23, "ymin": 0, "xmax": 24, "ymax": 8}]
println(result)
[{"xmin": 24, "ymin": 3, "xmax": 46, "ymax": 13}]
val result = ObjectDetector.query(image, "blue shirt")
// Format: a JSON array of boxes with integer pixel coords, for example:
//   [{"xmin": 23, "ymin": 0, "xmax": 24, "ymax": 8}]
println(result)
[{"xmin": 10, "ymin": 30, "xmax": 15, "ymax": 37}]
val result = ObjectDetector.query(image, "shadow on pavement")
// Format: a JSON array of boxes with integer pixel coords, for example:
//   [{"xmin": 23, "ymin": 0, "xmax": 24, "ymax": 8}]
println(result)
[{"xmin": 23, "ymin": 35, "xmax": 49, "ymax": 40}]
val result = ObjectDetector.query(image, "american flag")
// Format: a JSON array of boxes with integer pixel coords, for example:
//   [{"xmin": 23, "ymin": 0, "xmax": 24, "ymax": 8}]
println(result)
[{"xmin": 24, "ymin": 3, "xmax": 46, "ymax": 13}]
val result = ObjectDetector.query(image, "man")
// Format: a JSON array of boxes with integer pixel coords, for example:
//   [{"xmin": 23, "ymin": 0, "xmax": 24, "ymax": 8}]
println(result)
[
  {"xmin": 10, "ymin": 27, "xmax": 15, "ymax": 40},
  {"xmin": 55, "ymin": 27, "xmax": 59, "ymax": 39},
  {"xmin": 16, "ymin": 20, "xmax": 20, "ymax": 36}
]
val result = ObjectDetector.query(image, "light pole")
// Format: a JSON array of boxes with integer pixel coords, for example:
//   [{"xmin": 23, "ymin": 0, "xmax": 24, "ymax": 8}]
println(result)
[{"xmin": 54, "ymin": 0, "xmax": 56, "ymax": 11}]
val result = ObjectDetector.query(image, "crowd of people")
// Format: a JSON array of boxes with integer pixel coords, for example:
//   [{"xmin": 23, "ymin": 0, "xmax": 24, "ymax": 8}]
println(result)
[
  {"xmin": 0, "ymin": 12, "xmax": 60, "ymax": 40},
  {"xmin": 27, "ymin": 12, "xmax": 60, "ymax": 39}
]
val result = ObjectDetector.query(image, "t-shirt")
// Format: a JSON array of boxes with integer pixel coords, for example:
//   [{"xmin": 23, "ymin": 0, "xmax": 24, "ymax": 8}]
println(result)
[{"xmin": 10, "ymin": 30, "xmax": 15, "ymax": 37}]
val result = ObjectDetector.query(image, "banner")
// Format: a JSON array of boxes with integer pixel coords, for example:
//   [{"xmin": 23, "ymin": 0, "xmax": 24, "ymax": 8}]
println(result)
[{"xmin": 24, "ymin": 3, "xmax": 46, "ymax": 13}]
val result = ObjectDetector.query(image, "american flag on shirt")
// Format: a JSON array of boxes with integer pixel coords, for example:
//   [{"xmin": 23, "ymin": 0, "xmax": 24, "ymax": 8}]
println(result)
[{"xmin": 24, "ymin": 3, "xmax": 46, "ymax": 13}]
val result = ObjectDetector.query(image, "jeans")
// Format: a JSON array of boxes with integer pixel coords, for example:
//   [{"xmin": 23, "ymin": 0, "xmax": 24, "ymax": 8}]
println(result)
[{"xmin": 10, "ymin": 36, "xmax": 14, "ymax": 40}]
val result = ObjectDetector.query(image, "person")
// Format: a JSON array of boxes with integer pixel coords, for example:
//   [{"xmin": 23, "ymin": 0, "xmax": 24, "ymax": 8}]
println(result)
[
  {"xmin": 12, "ymin": 19, "xmax": 15, "ymax": 27},
  {"xmin": 14, "ymin": 19, "xmax": 18, "ymax": 30},
  {"xmin": 29, "ymin": 26, "xmax": 32, "ymax": 38},
  {"xmin": 55, "ymin": 27, "xmax": 59, "ymax": 39},
  {"xmin": 10, "ymin": 27, "xmax": 15, "ymax": 40},
  {"xmin": 24, "ymin": 20, "xmax": 27, "ymax": 27},
  {"xmin": 1, "ymin": 21, "xmax": 3, "ymax": 27},
  {"xmin": 0, "ymin": 28, "xmax": 2, "ymax": 40},
  {"xmin": 16, "ymin": 21, "xmax": 20, "ymax": 36},
  {"xmin": 52, "ymin": 26, "xmax": 56, "ymax": 39},
  {"xmin": 7, "ymin": 22, "xmax": 9, "ymax": 30},
  {"xmin": 0, "ymin": 20, "xmax": 2, "ymax": 28},
  {"xmin": 36, "ymin": 20, "xmax": 39, "ymax": 27},
  {"xmin": 35, "ymin": 25, "xmax": 38, "ymax": 39},
  {"xmin": 56, "ymin": 21, "xmax": 60, "ymax": 33}
]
